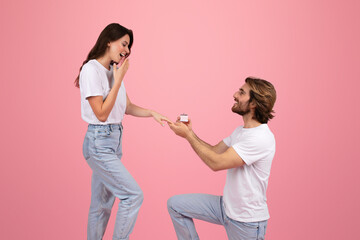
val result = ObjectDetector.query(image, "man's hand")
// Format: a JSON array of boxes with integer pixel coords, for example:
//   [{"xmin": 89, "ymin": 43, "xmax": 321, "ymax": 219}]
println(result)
[
  {"xmin": 168, "ymin": 118, "xmax": 193, "ymax": 139},
  {"xmin": 167, "ymin": 117, "xmax": 244, "ymax": 171},
  {"xmin": 178, "ymin": 117, "xmax": 192, "ymax": 131}
]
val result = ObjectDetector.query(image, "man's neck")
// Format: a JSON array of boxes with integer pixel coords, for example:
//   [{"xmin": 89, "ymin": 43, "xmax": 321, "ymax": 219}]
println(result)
[{"xmin": 242, "ymin": 114, "xmax": 262, "ymax": 128}]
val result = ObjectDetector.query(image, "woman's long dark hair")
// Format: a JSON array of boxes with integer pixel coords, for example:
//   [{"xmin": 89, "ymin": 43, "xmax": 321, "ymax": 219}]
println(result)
[{"xmin": 74, "ymin": 23, "xmax": 134, "ymax": 88}]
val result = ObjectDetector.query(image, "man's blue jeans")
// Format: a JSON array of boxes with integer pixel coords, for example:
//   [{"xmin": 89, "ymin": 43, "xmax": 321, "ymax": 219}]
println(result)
[
  {"xmin": 167, "ymin": 194, "xmax": 267, "ymax": 240},
  {"xmin": 83, "ymin": 124, "xmax": 143, "ymax": 240}
]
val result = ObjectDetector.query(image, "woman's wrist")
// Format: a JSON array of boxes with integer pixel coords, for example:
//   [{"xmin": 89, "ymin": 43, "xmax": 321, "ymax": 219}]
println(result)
[
  {"xmin": 113, "ymin": 78, "xmax": 123, "ymax": 88},
  {"xmin": 149, "ymin": 109, "xmax": 155, "ymax": 117}
]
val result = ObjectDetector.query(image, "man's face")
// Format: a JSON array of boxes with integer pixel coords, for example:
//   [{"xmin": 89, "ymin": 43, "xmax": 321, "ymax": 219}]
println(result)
[{"xmin": 232, "ymin": 83, "xmax": 252, "ymax": 116}]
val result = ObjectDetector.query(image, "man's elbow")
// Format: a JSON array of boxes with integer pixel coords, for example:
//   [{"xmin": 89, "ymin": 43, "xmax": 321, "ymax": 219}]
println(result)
[
  {"xmin": 209, "ymin": 159, "xmax": 244, "ymax": 171},
  {"xmin": 209, "ymin": 163, "xmax": 223, "ymax": 172},
  {"xmin": 211, "ymin": 167, "xmax": 221, "ymax": 172},
  {"xmin": 207, "ymin": 156, "xmax": 224, "ymax": 172}
]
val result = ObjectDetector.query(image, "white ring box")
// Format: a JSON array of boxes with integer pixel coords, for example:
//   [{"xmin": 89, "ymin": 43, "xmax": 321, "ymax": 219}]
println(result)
[{"xmin": 180, "ymin": 114, "xmax": 188, "ymax": 122}]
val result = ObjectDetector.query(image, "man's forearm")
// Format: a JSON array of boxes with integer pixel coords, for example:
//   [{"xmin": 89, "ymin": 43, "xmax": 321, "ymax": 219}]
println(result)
[
  {"xmin": 186, "ymin": 132, "xmax": 219, "ymax": 171},
  {"xmin": 192, "ymin": 132, "xmax": 214, "ymax": 150}
]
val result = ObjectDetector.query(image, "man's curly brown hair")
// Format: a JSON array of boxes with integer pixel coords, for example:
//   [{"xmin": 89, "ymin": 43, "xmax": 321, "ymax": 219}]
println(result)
[{"xmin": 246, "ymin": 77, "xmax": 277, "ymax": 123}]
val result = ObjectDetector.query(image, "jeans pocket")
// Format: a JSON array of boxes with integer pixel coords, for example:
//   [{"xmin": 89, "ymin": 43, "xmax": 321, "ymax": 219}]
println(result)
[
  {"xmin": 240, "ymin": 222, "xmax": 259, "ymax": 229},
  {"xmin": 94, "ymin": 130, "xmax": 116, "ymax": 154},
  {"xmin": 233, "ymin": 221, "xmax": 259, "ymax": 239}
]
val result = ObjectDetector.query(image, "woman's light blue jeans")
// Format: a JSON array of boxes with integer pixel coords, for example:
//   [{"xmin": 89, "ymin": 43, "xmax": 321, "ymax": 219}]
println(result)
[
  {"xmin": 167, "ymin": 194, "xmax": 267, "ymax": 240},
  {"xmin": 83, "ymin": 124, "xmax": 143, "ymax": 240}
]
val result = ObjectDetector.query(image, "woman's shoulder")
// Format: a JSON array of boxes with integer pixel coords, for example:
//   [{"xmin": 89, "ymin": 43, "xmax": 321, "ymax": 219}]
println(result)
[
  {"xmin": 82, "ymin": 59, "xmax": 98, "ymax": 71},
  {"xmin": 81, "ymin": 60, "xmax": 104, "ymax": 78},
  {"xmin": 80, "ymin": 60, "xmax": 103, "ymax": 84}
]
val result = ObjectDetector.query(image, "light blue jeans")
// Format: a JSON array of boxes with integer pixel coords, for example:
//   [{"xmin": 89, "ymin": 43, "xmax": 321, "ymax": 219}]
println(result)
[
  {"xmin": 83, "ymin": 124, "xmax": 143, "ymax": 240},
  {"xmin": 167, "ymin": 194, "xmax": 268, "ymax": 240}
]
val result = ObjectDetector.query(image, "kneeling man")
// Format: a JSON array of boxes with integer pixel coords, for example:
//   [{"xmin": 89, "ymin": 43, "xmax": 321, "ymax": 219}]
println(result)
[{"xmin": 167, "ymin": 77, "xmax": 277, "ymax": 240}]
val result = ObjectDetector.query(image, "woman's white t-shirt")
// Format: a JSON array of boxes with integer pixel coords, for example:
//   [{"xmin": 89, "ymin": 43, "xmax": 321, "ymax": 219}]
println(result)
[{"xmin": 79, "ymin": 59, "xmax": 127, "ymax": 124}]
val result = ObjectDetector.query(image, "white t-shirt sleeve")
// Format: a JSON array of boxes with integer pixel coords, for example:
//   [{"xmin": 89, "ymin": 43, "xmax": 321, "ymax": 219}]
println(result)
[
  {"xmin": 80, "ymin": 65, "xmax": 103, "ymax": 99},
  {"xmin": 223, "ymin": 128, "xmax": 239, "ymax": 147},
  {"xmin": 232, "ymin": 138, "xmax": 272, "ymax": 165},
  {"xmin": 223, "ymin": 136, "xmax": 231, "ymax": 147}
]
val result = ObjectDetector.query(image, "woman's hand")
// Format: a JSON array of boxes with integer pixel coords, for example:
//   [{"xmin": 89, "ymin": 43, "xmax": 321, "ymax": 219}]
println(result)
[
  {"xmin": 151, "ymin": 111, "xmax": 172, "ymax": 127},
  {"xmin": 113, "ymin": 58, "xmax": 129, "ymax": 85}
]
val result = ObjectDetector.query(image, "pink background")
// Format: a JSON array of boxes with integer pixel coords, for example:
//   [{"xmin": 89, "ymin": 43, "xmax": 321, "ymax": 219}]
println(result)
[{"xmin": 1, "ymin": 0, "xmax": 359, "ymax": 239}]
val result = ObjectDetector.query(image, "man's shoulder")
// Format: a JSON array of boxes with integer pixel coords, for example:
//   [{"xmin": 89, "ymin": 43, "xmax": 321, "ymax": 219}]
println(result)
[
  {"xmin": 232, "ymin": 125, "xmax": 244, "ymax": 134},
  {"xmin": 234, "ymin": 124, "xmax": 274, "ymax": 145}
]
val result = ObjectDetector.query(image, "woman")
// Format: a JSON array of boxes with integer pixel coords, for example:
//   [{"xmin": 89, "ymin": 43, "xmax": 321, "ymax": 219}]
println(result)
[{"xmin": 75, "ymin": 23, "xmax": 170, "ymax": 240}]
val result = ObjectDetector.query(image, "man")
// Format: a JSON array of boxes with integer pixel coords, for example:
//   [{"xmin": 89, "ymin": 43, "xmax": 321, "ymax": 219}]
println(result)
[{"xmin": 167, "ymin": 77, "xmax": 277, "ymax": 240}]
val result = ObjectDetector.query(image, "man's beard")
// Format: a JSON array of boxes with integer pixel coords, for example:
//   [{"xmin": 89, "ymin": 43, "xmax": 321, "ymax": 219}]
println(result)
[{"xmin": 232, "ymin": 101, "xmax": 251, "ymax": 116}]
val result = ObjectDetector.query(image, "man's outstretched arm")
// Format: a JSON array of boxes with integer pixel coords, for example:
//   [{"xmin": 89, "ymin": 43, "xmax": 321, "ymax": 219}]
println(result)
[
  {"xmin": 168, "ymin": 121, "xmax": 244, "ymax": 171},
  {"xmin": 192, "ymin": 132, "xmax": 229, "ymax": 154},
  {"xmin": 174, "ymin": 118, "xmax": 229, "ymax": 154}
]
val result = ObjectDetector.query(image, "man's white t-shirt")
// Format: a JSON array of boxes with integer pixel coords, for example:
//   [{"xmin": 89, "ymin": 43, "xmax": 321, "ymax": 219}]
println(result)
[
  {"xmin": 79, "ymin": 59, "xmax": 127, "ymax": 124},
  {"xmin": 223, "ymin": 124, "xmax": 275, "ymax": 222}
]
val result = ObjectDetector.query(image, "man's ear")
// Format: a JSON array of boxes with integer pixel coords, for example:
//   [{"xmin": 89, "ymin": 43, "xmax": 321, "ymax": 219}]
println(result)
[{"xmin": 249, "ymin": 100, "xmax": 256, "ymax": 109}]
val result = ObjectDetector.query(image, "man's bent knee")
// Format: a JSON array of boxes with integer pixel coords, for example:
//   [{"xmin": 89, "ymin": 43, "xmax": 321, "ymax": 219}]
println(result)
[{"xmin": 167, "ymin": 195, "xmax": 183, "ymax": 212}]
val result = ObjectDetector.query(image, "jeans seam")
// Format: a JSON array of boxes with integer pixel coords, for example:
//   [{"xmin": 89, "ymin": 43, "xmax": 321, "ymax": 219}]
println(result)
[
  {"xmin": 119, "ymin": 199, "xmax": 132, "ymax": 238},
  {"xmin": 180, "ymin": 216, "xmax": 199, "ymax": 240}
]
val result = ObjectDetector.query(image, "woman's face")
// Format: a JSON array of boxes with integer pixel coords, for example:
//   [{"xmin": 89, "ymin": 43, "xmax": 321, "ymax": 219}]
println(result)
[{"xmin": 107, "ymin": 34, "xmax": 130, "ymax": 64}]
